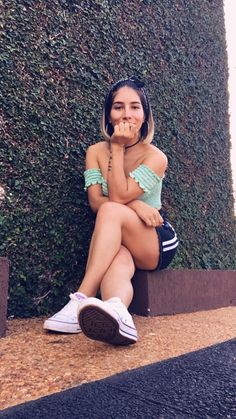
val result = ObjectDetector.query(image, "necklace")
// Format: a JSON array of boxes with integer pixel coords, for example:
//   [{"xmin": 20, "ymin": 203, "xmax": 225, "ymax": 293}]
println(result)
[{"xmin": 125, "ymin": 138, "xmax": 140, "ymax": 150}]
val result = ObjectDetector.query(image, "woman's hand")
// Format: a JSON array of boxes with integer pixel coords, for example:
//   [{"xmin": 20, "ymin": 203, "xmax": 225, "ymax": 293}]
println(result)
[
  {"xmin": 127, "ymin": 200, "xmax": 164, "ymax": 227},
  {"xmin": 111, "ymin": 122, "xmax": 138, "ymax": 146}
]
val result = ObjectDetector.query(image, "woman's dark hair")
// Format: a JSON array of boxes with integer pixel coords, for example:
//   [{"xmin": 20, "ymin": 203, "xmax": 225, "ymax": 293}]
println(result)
[{"xmin": 101, "ymin": 76, "xmax": 154, "ymax": 143}]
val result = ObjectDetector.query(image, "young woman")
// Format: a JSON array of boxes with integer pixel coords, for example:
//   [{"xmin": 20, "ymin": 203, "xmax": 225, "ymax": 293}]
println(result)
[{"xmin": 44, "ymin": 76, "xmax": 179, "ymax": 345}]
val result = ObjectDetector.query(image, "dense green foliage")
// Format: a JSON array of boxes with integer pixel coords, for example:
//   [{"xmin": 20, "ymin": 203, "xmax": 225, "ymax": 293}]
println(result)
[{"xmin": 1, "ymin": 0, "xmax": 235, "ymax": 317}]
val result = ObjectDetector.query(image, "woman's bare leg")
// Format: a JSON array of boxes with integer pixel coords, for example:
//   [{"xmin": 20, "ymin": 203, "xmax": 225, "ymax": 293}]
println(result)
[
  {"xmin": 85, "ymin": 232, "xmax": 95, "ymax": 271},
  {"xmin": 100, "ymin": 245, "xmax": 135, "ymax": 306},
  {"xmin": 86, "ymin": 237, "xmax": 135, "ymax": 306},
  {"xmin": 78, "ymin": 202, "xmax": 159, "ymax": 299}
]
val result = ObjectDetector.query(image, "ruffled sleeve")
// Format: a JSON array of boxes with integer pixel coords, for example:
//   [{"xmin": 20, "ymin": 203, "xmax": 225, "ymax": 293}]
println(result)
[
  {"xmin": 84, "ymin": 168, "xmax": 103, "ymax": 191},
  {"xmin": 129, "ymin": 164, "xmax": 162, "ymax": 193}
]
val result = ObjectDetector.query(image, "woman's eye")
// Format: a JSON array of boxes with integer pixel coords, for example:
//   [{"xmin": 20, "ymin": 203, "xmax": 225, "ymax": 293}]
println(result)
[{"xmin": 112, "ymin": 105, "xmax": 141, "ymax": 110}]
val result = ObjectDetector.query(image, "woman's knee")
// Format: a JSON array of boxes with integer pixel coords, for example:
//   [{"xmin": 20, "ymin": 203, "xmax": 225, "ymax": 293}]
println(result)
[{"xmin": 96, "ymin": 201, "xmax": 127, "ymax": 222}]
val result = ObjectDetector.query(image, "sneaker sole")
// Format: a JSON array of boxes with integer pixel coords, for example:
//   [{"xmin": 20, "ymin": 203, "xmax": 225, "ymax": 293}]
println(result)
[
  {"xmin": 43, "ymin": 320, "xmax": 81, "ymax": 334},
  {"xmin": 78, "ymin": 306, "xmax": 137, "ymax": 345}
]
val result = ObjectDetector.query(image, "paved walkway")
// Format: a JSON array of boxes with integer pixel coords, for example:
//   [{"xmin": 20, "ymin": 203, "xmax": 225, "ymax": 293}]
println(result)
[{"xmin": 1, "ymin": 306, "xmax": 236, "ymax": 410}]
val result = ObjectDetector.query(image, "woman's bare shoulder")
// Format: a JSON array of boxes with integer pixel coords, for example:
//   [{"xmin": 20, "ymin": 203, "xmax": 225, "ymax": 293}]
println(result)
[
  {"xmin": 86, "ymin": 141, "xmax": 109, "ymax": 170},
  {"xmin": 143, "ymin": 144, "xmax": 168, "ymax": 175},
  {"xmin": 145, "ymin": 144, "xmax": 167, "ymax": 163},
  {"xmin": 86, "ymin": 141, "xmax": 108, "ymax": 155}
]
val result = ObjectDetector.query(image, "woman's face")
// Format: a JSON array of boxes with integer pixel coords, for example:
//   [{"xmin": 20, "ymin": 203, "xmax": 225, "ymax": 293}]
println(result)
[{"xmin": 109, "ymin": 86, "xmax": 145, "ymax": 136}]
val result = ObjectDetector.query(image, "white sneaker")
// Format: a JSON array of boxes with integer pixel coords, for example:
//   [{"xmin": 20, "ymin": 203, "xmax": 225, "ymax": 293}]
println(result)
[
  {"xmin": 44, "ymin": 293, "xmax": 86, "ymax": 333},
  {"xmin": 78, "ymin": 297, "xmax": 138, "ymax": 345}
]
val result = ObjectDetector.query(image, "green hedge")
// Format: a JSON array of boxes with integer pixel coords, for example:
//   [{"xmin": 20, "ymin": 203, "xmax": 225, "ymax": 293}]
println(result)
[{"xmin": 1, "ymin": 0, "xmax": 235, "ymax": 317}]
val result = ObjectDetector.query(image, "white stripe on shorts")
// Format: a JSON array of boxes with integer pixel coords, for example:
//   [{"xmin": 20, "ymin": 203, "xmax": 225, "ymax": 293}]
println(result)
[
  {"xmin": 163, "ymin": 241, "xmax": 179, "ymax": 252},
  {"xmin": 162, "ymin": 234, "xmax": 178, "ymax": 247}
]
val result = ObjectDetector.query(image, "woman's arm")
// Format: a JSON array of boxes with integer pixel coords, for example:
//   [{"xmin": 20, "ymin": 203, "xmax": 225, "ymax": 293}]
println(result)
[
  {"xmin": 87, "ymin": 185, "xmax": 109, "ymax": 213},
  {"xmin": 127, "ymin": 200, "xmax": 163, "ymax": 227},
  {"xmin": 107, "ymin": 122, "xmax": 167, "ymax": 204},
  {"xmin": 107, "ymin": 144, "xmax": 167, "ymax": 204},
  {"xmin": 107, "ymin": 142, "xmax": 131, "ymax": 203},
  {"xmin": 85, "ymin": 144, "xmax": 109, "ymax": 213}
]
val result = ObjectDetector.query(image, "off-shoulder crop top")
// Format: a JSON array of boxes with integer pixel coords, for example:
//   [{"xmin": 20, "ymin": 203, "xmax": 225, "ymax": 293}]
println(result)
[{"xmin": 84, "ymin": 164, "xmax": 163, "ymax": 209}]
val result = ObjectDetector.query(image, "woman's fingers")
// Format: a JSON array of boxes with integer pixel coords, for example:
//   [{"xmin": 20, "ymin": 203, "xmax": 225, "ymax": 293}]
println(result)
[
  {"xmin": 131, "ymin": 201, "xmax": 164, "ymax": 228},
  {"xmin": 113, "ymin": 122, "xmax": 137, "ymax": 139},
  {"xmin": 146, "ymin": 213, "xmax": 163, "ymax": 227}
]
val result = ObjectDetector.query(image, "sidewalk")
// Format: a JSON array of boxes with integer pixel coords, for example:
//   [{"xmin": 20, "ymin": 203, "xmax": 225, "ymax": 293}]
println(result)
[{"xmin": 1, "ymin": 306, "xmax": 236, "ymax": 410}]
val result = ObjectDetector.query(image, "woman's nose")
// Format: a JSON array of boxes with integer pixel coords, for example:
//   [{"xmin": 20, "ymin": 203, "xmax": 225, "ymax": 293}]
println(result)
[{"xmin": 122, "ymin": 107, "xmax": 132, "ymax": 120}]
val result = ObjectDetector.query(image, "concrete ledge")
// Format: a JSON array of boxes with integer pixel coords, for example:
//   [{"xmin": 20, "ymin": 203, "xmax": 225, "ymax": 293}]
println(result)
[
  {"xmin": 0, "ymin": 257, "xmax": 9, "ymax": 337},
  {"xmin": 130, "ymin": 269, "xmax": 236, "ymax": 316}
]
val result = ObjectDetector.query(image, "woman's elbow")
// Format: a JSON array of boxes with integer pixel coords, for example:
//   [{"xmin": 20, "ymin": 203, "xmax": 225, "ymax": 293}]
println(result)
[
  {"xmin": 109, "ymin": 193, "xmax": 128, "ymax": 205},
  {"xmin": 88, "ymin": 199, "xmax": 99, "ymax": 213}
]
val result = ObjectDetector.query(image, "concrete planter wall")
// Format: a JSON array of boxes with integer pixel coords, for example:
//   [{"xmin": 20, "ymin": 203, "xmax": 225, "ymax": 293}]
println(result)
[{"xmin": 130, "ymin": 269, "xmax": 236, "ymax": 316}]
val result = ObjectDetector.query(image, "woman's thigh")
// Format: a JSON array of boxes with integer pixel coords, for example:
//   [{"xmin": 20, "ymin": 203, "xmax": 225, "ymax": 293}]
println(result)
[
  {"xmin": 97, "ymin": 202, "xmax": 160, "ymax": 270},
  {"xmin": 122, "ymin": 219, "xmax": 160, "ymax": 270}
]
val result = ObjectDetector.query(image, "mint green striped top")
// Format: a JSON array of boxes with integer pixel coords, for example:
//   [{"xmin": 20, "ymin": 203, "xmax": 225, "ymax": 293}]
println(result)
[{"xmin": 84, "ymin": 164, "xmax": 163, "ymax": 209}]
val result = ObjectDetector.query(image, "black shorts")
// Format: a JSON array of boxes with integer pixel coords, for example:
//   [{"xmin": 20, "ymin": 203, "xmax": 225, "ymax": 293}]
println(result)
[{"xmin": 154, "ymin": 218, "xmax": 179, "ymax": 271}]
